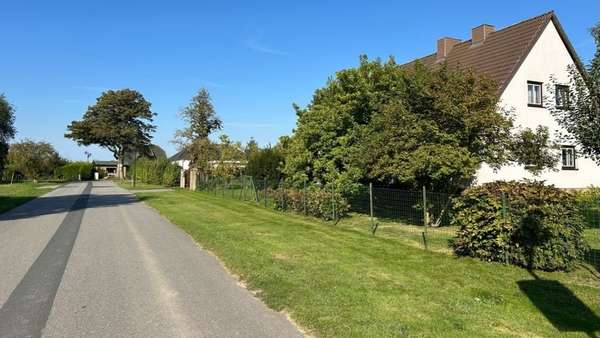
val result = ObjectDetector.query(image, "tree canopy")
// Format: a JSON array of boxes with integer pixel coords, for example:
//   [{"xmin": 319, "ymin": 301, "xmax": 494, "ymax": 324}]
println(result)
[
  {"xmin": 549, "ymin": 22, "xmax": 600, "ymax": 164},
  {"xmin": 0, "ymin": 94, "xmax": 16, "ymax": 173},
  {"xmin": 174, "ymin": 88, "xmax": 223, "ymax": 169},
  {"xmin": 65, "ymin": 89, "xmax": 155, "ymax": 177},
  {"xmin": 6, "ymin": 139, "xmax": 64, "ymax": 181},
  {"xmin": 283, "ymin": 56, "xmax": 516, "ymax": 193}
]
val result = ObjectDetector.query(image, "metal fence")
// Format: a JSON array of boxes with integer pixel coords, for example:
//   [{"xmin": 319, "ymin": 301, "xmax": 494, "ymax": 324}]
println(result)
[{"xmin": 194, "ymin": 174, "xmax": 599, "ymax": 270}]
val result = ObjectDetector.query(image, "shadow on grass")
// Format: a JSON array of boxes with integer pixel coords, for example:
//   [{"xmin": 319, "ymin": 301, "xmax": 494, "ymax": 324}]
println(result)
[
  {"xmin": 583, "ymin": 249, "xmax": 600, "ymax": 273},
  {"xmin": 517, "ymin": 272, "xmax": 600, "ymax": 337},
  {"xmin": 0, "ymin": 196, "xmax": 39, "ymax": 214}
]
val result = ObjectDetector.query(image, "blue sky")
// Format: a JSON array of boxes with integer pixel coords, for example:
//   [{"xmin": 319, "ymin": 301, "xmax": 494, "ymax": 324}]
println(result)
[{"xmin": 1, "ymin": 0, "xmax": 597, "ymax": 161}]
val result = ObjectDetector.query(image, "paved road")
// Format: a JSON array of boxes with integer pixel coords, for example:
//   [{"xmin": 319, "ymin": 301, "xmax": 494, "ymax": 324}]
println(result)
[{"xmin": 0, "ymin": 181, "xmax": 303, "ymax": 337}]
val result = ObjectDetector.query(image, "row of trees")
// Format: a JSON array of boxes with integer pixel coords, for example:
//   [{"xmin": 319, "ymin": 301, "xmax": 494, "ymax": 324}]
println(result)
[{"xmin": 57, "ymin": 22, "xmax": 598, "ymax": 194}]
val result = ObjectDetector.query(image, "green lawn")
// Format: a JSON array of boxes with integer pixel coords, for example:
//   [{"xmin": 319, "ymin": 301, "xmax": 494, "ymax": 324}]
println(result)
[
  {"xmin": 114, "ymin": 180, "xmax": 173, "ymax": 190},
  {"xmin": 133, "ymin": 189, "xmax": 600, "ymax": 337},
  {"xmin": 0, "ymin": 182, "xmax": 59, "ymax": 214}
]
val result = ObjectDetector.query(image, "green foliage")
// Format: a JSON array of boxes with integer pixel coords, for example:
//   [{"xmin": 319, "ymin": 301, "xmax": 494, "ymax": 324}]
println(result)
[
  {"xmin": 54, "ymin": 162, "xmax": 94, "ymax": 181},
  {"xmin": 65, "ymin": 89, "xmax": 156, "ymax": 177},
  {"xmin": 174, "ymin": 88, "xmax": 222, "ymax": 169},
  {"xmin": 245, "ymin": 147, "xmax": 284, "ymax": 180},
  {"xmin": 0, "ymin": 94, "xmax": 16, "ymax": 174},
  {"xmin": 284, "ymin": 56, "xmax": 514, "ymax": 193},
  {"xmin": 451, "ymin": 181, "xmax": 587, "ymax": 271},
  {"xmin": 510, "ymin": 126, "xmax": 559, "ymax": 175},
  {"xmin": 134, "ymin": 158, "xmax": 179, "ymax": 186},
  {"xmin": 549, "ymin": 22, "xmax": 600, "ymax": 164},
  {"xmin": 575, "ymin": 186, "xmax": 600, "ymax": 228},
  {"xmin": 6, "ymin": 140, "xmax": 65, "ymax": 181},
  {"xmin": 271, "ymin": 186, "xmax": 350, "ymax": 220}
]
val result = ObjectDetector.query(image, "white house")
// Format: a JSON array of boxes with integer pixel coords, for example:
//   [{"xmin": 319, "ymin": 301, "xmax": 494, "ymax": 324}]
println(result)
[{"xmin": 403, "ymin": 11, "xmax": 600, "ymax": 188}]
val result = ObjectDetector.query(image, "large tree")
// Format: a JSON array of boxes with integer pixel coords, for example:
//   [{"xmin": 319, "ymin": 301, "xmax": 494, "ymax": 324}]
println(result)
[
  {"xmin": 6, "ymin": 140, "xmax": 64, "ymax": 182},
  {"xmin": 549, "ymin": 23, "xmax": 600, "ymax": 164},
  {"xmin": 0, "ymin": 94, "xmax": 16, "ymax": 175},
  {"xmin": 66, "ymin": 89, "xmax": 155, "ymax": 178},
  {"xmin": 174, "ymin": 88, "xmax": 222, "ymax": 169},
  {"xmin": 284, "ymin": 57, "xmax": 516, "ymax": 193}
]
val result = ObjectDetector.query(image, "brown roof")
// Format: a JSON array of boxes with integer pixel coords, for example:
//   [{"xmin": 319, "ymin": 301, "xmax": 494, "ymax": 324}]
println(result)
[{"xmin": 402, "ymin": 11, "xmax": 586, "ymax": 94}]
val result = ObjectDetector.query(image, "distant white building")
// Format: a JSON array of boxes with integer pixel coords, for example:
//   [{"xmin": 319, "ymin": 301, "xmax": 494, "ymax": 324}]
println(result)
[
  {"xmin": 168, "ymin": 149, "xmax": 247, "ymax": 172},
  {"xmin": 404, "ymin": 11, "xmax": 600, "ymax": 188}
]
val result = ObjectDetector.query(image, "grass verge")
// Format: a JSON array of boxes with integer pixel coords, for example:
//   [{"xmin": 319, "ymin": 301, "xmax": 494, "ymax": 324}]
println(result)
[
  {"xmin": 133, "ymin": 189, "xmax": 600, "ymax": 337},
  {"xmin": 0, "ymin": 182, "xmax": 58, "ymax": 214},
  {"xmin": 114, "ymin": 180, "xmax": 172, "ymax": 190}
]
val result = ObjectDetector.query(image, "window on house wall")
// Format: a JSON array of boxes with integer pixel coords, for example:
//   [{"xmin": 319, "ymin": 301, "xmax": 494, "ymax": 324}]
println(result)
[
  {"xmin": 555, "ymin": 85, "xmax": 570, "ymax": 109},
  {"xmin": 561, "ymin": 146, "xmax": 576, "ymax": 170},
  {"xmin": 527, "ymin": 81, "xmax": 543, "ymax": 107}
]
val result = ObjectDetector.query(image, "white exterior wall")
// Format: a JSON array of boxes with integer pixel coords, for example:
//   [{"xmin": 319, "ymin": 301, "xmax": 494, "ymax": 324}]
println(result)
[
  {"xmin": 173, "ymin": 159, "xmax": 190, "ymax": 170},
  {"xmin": 477, "ymin": 21, "xmax": 600, "ymax": 188}
]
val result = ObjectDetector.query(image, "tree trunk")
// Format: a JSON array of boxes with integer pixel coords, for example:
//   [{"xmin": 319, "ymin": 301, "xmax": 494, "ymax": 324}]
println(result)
[
  {"xmin": 117, "ymin": 148, "xmax": 125, "ymax": 179},
  {"xmin": 10, "ymin": 171, "xmax": 15, "ymax": 185}
]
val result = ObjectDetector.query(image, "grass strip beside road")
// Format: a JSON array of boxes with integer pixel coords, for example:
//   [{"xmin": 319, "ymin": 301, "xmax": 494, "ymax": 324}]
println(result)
[
  {"xmin": 0, "ymin": 182, "xmax": 58, "ymax": 214},
  {"xmin": 132, "ymin": 188, "xmax": 600, "ymax": 337}
]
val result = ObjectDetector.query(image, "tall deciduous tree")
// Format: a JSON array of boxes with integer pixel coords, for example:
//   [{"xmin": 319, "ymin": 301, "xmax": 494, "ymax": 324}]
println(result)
[
  {"xmin": 174, "ymin": 88, "xmax": 222, "ymax": 169},
  {"xmin": 0, "ymin": 94, "xmax": 16, "ymax": 175},
  {"xmin": 284, "ymin": 57, "xmax": 515, "ymax": 193},
  {"xmin": 549, "ymin": 23, "xmax": 600, "ymax": 164},
  {"xmin": 6, "ymin": 140, "xmax": 64, "ymax": 182},
  {"xmin": 65, "ymin": 89, "xmax": 155, "ymax": 178}
]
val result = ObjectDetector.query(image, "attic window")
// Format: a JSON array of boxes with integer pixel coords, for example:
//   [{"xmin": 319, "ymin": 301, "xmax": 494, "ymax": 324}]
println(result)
[
  {"xmin": 555, "ymin": 85, "xmax": 570, "ymax": 109},
  {"xmin": 527, "ymin": 81, "xmax": 543, "ymax": 107}
]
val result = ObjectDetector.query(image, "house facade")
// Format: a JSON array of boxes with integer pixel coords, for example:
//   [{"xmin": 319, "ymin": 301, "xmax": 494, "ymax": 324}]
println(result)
[{"xmin": 404, "ymin": 12, "xmax": 600, "ymax": 188}]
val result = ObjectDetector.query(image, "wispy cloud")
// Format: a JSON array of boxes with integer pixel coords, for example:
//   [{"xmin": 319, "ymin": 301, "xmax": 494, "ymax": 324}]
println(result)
[{"xmin": 245, "ymin": 38, "xmax": 288, "ymax": 56}]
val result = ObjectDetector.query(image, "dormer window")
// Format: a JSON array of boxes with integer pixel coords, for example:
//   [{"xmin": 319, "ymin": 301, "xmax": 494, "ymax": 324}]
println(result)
[{"xmin": 528, "ymin": 81, "xmax": 543, "ymax": 107}]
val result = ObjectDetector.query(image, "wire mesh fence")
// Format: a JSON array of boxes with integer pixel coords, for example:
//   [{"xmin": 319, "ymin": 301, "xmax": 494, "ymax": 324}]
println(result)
[{"xmin": 193, "ymin": 174, "xmax": 600, "ymax": 269}]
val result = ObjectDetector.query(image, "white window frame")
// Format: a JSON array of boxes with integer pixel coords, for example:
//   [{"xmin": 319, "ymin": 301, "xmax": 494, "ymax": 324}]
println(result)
[
  {"xmin": 561, "ymin": 145, "xmax": 576, "ymax": 170},
  {"xmin": 527, "ymin": 81, "xmax": 543, "ymax": 107}
]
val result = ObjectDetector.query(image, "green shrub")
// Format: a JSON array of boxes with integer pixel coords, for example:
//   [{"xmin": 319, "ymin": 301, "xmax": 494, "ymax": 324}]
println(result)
[
  {"xmin": 134, "ymin": 158, "xmax": 180, "ymax": 186},
  {"xmin": 272, "ymin": 186, "xmax": 350, "ymax": 221},
  {"xmin": 54, "ymin": 162, "xmax": 94, "ymax": 181},
  {"xmin": 451, "ymin": 181, "xmax": 587, "ymax": 271},
  {"xmin": 575, "ymin": 186, "xmax": 600, "ymax": 228}
]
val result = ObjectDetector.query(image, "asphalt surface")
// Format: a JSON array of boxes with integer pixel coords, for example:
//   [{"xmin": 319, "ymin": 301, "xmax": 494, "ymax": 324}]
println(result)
[{"xmin": 0, "ymin": 181, "xmax": 303, "ymax": 337}]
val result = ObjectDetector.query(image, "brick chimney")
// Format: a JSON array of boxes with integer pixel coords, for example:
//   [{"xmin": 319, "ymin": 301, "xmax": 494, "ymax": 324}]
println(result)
[
  {"xmin": 437, "ymin": 37, "xmax": 461, "ymax": 60},
  {"xmin": 472, "ymin": 24, "xmax": 495, "ymax": 45}
]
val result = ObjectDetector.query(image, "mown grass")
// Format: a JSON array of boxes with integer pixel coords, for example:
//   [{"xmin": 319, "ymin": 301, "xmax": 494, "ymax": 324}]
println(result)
[
  {"xmin": 114, "ymin": 180, "xmax": 171, "ymax": 190},
  {"xmin": 133, "ymin": 189, "xmax": 600, "ymax": 337},
  {"xmin": 0, "ymin": 182, "xmax": 58, "ymax": 214}
]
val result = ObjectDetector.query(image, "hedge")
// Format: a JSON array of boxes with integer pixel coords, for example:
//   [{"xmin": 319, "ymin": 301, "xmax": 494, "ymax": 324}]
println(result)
[
  {"xmin": 271, "ymin": 186, "xmax": 350, "ymax": 221},
  {"xmin": 134, "ymin": 158, "xmax": 180, "ymax": 186},
  {"xmin": 451, "ymin": 181, "xmax": 587, "ymax": 271},
  {"xmin": 54, "ymin": 162, "xmax": 94, "ymax": 181}
]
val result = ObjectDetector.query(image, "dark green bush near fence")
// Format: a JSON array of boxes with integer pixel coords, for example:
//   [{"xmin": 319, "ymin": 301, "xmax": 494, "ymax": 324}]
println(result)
[
  {"xmin": 451, "ymin": 181, "xmax": 588, "ymax": 271},
  {"xmin": 54, "ymin": 162, "xmax": 94, "ymax": 181},
  {"xmin": 135, "ymin": 158, "xmax": 179, "ymax": 186},
  {"xmin": 271, "ymin": 186, "xmax": 350, "ymax": 221}
]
